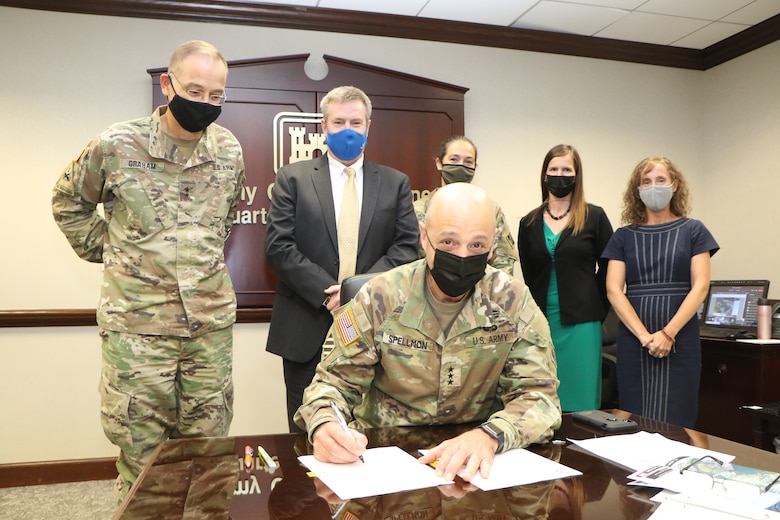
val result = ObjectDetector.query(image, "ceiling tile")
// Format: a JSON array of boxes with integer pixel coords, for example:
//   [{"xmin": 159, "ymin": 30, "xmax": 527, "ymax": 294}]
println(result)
[
  {"xmin": 232, "ymin": 0, "xmax": 780, "ymax": 49},
  {"xmin": 722, "ymin": 0, "xmax": 780, "ymax": 24},
  {"xmin": 418, "ymin": 0, "xmax": 538, "ymax": 26},
  {"xmin": 318, "ymin": 0, "xmax": 428, "ymax": 16},
  {"xmin": 513, "ymin": 2, "xmax": 628, "ymax": 36},
  {"xmin": 553, "ymin": 0, "xmax": 644, "ymax": 8},
  {"xmin": 636, "ymin": 0, "xmax": 756, "ymax": 21},
  {"xmin": 672, "ymin": 21, "xmax": 749, "ymax": 49},
  {"xmin": 596, "ymin": 11, "xmax": 710, "ymax": 45}
]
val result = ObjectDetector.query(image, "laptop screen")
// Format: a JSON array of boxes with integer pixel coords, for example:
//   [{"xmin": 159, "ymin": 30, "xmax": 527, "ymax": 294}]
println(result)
[{"xmin": 701, "ymin": 280, "xmax": 770, "ymax": 330}]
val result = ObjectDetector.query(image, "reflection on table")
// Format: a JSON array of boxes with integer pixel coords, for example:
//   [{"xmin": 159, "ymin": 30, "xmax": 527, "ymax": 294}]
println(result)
[{"xmin": 114, "ymin": 413, "xmax": 780, "ymax": 520}]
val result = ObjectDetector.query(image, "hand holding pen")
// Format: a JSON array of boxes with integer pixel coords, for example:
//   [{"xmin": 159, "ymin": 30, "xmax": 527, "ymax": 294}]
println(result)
[{"xmin": 326, "ymin": 400, "xmax": 365, "ymax": 463}]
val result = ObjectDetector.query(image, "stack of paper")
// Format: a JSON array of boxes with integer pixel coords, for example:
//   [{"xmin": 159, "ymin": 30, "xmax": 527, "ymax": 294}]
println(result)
[
  {"xmin": 628, "ymin": 458, "xmax": 780, "ymax": 516},
  {"xmin": 568, "ymin": 430, "xmax": 780, "ymax": 519}
]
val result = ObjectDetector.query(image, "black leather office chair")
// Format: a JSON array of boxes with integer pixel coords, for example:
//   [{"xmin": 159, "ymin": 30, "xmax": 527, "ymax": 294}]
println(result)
[
  {"xmin": 321, "ymin": 272, "xmax": 385, "ymax": 360},
  {"xmin": 340, "ymin": 272, "xmax": 383, "ymax": 305},
  {"xmin": 601, "ymin": 307, "xmax": 619, "ymax": 409}
]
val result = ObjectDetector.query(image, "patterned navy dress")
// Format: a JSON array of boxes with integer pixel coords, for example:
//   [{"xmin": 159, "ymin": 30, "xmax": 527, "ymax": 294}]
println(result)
[{"xmin": 601, "ymin": 218, "xmax": 719, "ymax": 428}]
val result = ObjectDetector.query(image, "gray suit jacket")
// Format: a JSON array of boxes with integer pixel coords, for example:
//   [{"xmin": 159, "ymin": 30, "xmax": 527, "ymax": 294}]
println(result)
[{"xmin": 265, "ymin": 155, "xmax": 419, "ymax": 362}]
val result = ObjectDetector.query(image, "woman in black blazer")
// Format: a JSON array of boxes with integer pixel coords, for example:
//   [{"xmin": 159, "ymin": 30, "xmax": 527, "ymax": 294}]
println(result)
[{"xmin": 518, "ymin": 144, "xmax": 613, "ymax": 412}]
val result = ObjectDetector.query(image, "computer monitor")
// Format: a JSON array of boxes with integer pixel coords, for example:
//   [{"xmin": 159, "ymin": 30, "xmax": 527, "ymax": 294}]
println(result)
[{"xmin": 701, "ymin": 280, "xmax": 770, "ymax": 330}]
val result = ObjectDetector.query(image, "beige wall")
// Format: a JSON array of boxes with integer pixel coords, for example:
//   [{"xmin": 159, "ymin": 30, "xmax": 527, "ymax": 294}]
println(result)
[
  {"xmin": 700, "ymin": 42, "xmax": 780, "ymax": 281},
  {"xmin": 0, "ymin": 6, "xmax": 776, "ymax": 464}
]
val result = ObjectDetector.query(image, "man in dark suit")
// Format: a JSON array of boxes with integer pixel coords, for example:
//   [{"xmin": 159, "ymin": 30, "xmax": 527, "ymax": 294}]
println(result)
[{"xmin": 265, "ymin": 85, "xmax": 420, "ymax": 432}]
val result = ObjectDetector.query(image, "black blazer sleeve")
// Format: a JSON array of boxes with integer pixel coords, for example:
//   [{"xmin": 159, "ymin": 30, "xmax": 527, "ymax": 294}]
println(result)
[
  {"xmin": 265, "ymin": 161, "xmax": 337, "ymax": 310},
  {"xmin": 517, "ymin": 208, "xmax": 550, "ymax": 312},
  {"xmin": 359, "ymin": 162, "xmax": 419, "ymax": 274}
]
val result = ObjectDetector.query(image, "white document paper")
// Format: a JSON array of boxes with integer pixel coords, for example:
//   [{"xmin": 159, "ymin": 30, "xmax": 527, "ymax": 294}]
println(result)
[
  {"xmin": 568, "ymin": 431, "xmax": 735, "ymax": 472},
  {"xmin": 649, "ymin": 493, "xmax": 780, "ymax": 520},
  {"xmin": 298, "ymin": 446, "xmax": 453, "ymax": 500},
  {"xmin": 461, "ymin": 448, "xmax": 582, "ymax": 491}
]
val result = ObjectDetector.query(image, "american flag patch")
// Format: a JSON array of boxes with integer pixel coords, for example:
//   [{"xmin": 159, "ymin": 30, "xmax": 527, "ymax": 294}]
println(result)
[
  {"xmin": 336, "ymin": 308, "xmax": 361, "ymax": 345},
  {"xmin": 343, "ymin": 511, "xmax": 360, "ymax": 520}
]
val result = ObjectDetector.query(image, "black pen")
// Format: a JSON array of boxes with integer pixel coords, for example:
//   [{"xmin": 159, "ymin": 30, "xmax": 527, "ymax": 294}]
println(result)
[{"xmin": 329, "ymin": 399, "xmax": 365, "ymax": 463}]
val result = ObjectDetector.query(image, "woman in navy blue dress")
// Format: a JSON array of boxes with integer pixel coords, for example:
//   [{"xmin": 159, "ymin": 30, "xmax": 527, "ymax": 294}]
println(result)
[{"xmin": 601, "ymin": 157, "xmax": 718, "ymax": 428}]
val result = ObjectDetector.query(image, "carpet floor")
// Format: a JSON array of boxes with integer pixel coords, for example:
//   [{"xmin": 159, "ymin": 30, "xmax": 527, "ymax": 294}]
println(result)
[{"xmin": 0, "ymin": 480, "xmax": 116, "ymax": 520}]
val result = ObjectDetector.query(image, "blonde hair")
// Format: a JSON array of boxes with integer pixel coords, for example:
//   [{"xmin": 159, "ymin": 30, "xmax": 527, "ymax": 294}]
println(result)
[
  {"xmin": 320, "ymin": 86, "xmax": 372, "ymax": 122},
  {"xmin": 168, "ymin": 40, "xmax": 227, "ymax": 75},
  {"xmin": 620, "ymin": 157, "xmax": 691, "ymax": 226}
]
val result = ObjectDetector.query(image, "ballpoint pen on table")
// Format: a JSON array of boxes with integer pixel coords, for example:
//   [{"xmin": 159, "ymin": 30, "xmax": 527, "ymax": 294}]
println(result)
[{"xmin": 329, "ymin": 399, "xmax": 365, "ymax": 463}]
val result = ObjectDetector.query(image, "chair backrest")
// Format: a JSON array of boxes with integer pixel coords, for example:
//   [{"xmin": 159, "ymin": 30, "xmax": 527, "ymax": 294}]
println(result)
[
  {"xmin": 601, "ymin": 307, "xmax": 619, "ymax": 346},
  {"xmin": 340, "ymin": 272, "xmax": 383, "ymax": 305},
  {"xmin": 601, "ymin": 307, "xmax": 620, "ymax": 409}
]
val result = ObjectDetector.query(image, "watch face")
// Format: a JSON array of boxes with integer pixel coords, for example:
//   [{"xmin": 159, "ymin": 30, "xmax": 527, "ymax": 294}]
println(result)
[{"xmin": 481, "ymin": 423, "xmax": 504, "ymax": 452}]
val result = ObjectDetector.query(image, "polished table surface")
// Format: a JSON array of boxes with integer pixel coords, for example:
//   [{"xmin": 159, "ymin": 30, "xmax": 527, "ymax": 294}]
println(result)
[{"xmin": 114, "ymin": 413, "xmax": 780, "ymax": 519}]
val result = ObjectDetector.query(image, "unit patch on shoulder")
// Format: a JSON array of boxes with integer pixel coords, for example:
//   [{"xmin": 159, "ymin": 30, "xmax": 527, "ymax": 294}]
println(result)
[
  {"xmin": 54, "ymin": 161, "xmax": 78, "ymax": 196},
  {"xmin": 335, "ymin": 308, "xmax": 361, "ymax": 346}
]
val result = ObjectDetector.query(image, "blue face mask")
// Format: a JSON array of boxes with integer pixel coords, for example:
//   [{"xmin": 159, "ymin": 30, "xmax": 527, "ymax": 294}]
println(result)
[{"xmin": 325, "ymin": 128, "xmax": 368, "ymax": 161}]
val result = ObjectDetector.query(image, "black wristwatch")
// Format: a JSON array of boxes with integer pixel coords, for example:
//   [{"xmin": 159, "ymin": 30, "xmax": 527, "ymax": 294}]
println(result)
[{"xmin": 479, "ymin": 422, "xmax": 505, "ymax": 453}]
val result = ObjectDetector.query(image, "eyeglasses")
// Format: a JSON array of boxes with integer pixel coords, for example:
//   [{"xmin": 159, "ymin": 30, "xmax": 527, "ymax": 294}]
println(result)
[
  {"xmin": 671, "ymin": 456, "xmax": 780, "ymax": 499},
  {"xmin": 167, "ymin": 72, "xmax": 227, "ymax": 106}
]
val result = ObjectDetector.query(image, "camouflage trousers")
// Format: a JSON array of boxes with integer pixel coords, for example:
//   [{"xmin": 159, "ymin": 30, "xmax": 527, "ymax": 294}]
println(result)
[{"xmin": 99, "ymin": 327, "xmax": 234, "ymax": 502}]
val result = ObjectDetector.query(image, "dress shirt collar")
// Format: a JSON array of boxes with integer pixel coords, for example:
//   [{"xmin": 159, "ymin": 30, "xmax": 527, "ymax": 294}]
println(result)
[{"xmin": 327, "ymin": 154, "xmax": 364, "ymax": 178}]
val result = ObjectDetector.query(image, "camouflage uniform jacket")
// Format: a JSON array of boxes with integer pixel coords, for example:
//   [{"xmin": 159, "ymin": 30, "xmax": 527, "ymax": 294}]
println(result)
[
  {"xmin": 52, "ymin": 106, "xmax": 245, "ymax": 337},
  {"xmin": 414, "ymin": 194, "xmax": 519, "ymax": 275},
  {"xmin": 296, "ymin": 259, "xmax": 561, "ymax": 452}
]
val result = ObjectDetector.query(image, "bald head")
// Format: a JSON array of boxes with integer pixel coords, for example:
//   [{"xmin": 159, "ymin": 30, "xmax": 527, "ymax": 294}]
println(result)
[
  {"xmin": 422, "ymin": 183, "xmax": 495, "ymax": 261},
  {"xmin": 426, "ymin": 182, "xmax": 494, "ymax": 228}
]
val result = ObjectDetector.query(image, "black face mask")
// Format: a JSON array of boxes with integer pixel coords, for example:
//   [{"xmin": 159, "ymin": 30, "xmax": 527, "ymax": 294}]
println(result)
[
  {"xmin": 428, "ymin": 242, "xmax": 489, "ymax": 298},
  {"xmin": 545, "ymin": 175, "xmax": 576, "ymax": 198},
  {"xmin": 168, "ymin": 94, "xmax": 222, "ymax": 133}
]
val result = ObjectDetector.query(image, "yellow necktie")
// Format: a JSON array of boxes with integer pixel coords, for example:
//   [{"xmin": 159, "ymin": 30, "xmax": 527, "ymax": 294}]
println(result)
[{"xmin": 337, "ymin": 167, "xmax": 359, "ymax": 282}]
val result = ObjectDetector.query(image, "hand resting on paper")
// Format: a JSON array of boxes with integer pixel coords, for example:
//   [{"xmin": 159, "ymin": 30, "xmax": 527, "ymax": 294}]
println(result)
[
  {"xmin": 312, "ymin": 421, "xmax": 368, "ymax": 463},
  {"xmin": 417, "ymin": 428, "xmax": 497, "ymax": 482}
]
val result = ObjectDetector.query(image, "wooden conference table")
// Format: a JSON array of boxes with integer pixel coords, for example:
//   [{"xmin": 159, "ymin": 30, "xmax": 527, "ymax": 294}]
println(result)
[{"xmin": 114, "ymin": 413, "xmax": 780, "ymax": 520}]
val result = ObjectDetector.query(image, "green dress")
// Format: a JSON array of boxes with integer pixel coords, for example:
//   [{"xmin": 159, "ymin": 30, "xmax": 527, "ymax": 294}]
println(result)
[{"xmin": 544, "ymin": 223, "xmax": 602, "ymax": 411}]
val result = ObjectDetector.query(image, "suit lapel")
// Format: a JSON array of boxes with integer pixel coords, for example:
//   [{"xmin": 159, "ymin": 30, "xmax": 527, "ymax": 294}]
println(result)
[
  {"xmin": 311, "ymin": 156, "xmax": 338, "ymax": 251},
  {"xmin": 359, "ymin": 161, "xmax": 381, "ymax": 255}
]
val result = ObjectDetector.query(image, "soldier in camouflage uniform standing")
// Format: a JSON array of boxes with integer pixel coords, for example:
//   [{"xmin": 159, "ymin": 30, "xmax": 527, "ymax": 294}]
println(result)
[
  {"xmin": 296, "ymin": 182, "xmax": 561, "ymax": 484},
  {"xmin": 51, "ymin": 40, "xmax": 245, "ymax": 501}
]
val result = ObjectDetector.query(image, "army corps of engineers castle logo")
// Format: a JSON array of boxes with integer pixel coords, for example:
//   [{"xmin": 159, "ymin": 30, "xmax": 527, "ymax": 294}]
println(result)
[{"xmin": 273, "ymin": 112, "xmax": 328, "ymax": 172}]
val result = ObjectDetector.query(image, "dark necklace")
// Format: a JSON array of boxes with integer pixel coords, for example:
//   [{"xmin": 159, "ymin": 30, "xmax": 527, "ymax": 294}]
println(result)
[{"xmin": 545, "ymin": 202, "xmax": 571, "ymax": 220}]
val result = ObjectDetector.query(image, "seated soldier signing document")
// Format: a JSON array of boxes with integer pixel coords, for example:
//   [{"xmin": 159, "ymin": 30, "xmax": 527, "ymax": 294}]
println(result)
[{"xmin": 295, "ymin": 183, "xmax": 561, "ymax": 483}]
